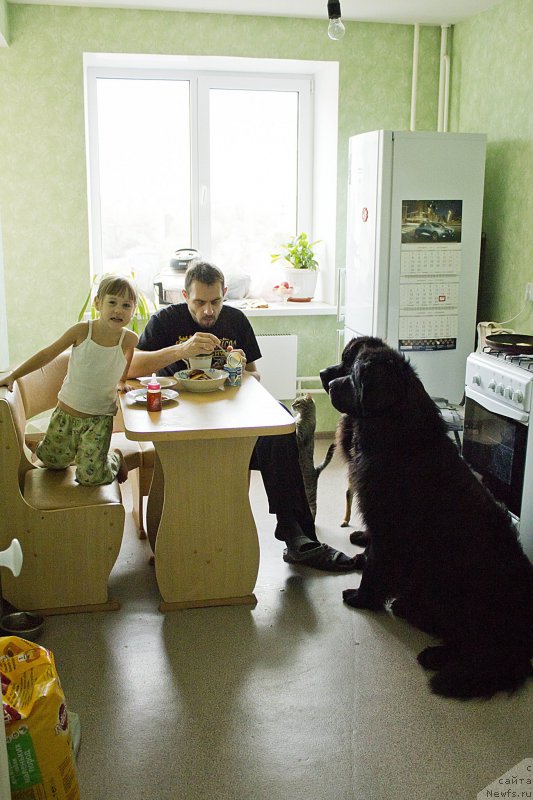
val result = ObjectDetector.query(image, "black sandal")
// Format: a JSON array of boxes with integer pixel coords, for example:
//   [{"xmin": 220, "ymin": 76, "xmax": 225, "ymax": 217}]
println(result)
[{"xmin": 283, "ymin": 537, "xmax": 358, "ymax": 573}]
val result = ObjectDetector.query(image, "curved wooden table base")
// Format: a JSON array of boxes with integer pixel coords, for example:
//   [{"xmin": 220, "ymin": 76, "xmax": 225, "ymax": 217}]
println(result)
[
  {"xmin": 121, "ymin": 376, "xmax": 295, "ymax": 610},
  {"xmin": 148, "ymin": 438, "xmax": 259, "ymax": 610}
]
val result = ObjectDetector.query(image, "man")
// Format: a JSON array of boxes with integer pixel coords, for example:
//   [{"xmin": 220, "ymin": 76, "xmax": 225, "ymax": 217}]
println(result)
[{"xmin": 130, "ymin": 260, "xmax": 356, "ymax": 572}]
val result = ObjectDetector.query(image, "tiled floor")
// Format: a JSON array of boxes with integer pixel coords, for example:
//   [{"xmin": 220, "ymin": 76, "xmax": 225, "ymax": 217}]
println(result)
[{"xmin": 37, "ymin": 441, "xmax": 532, "ymax": 800}]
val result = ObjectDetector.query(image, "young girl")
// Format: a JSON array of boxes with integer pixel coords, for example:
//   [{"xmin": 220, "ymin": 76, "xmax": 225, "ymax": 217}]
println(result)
[{"xmin": 0, "ymin": 275, "xmax": 139, "ymax": 486}]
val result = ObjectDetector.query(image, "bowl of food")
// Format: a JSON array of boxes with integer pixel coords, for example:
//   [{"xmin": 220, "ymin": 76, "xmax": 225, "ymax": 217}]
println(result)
[
  {"xmin": 174, "ymin": 368, "xmax": 227, "ymax": 393},
  {"xmin": 0, "ymin": 611, "xmax": 44, "ymax": 638}
]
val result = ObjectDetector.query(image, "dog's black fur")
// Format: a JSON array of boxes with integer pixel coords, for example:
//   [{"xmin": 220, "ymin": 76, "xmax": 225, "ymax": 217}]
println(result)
[{"xmin": 320, "ymin": 336, "xmax": 533, "ymax": 699}]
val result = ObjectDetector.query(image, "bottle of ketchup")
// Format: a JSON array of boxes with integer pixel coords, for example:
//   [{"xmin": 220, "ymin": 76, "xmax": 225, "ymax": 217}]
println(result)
[{"xmin": 146, "ymin": 373, "xmax": 162, "ymax": 412}]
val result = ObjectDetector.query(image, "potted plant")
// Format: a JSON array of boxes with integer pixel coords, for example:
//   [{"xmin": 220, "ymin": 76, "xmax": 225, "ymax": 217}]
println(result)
[{"xmin": 271, "ymin": 232, "xmax": 320, "ymax": 300}]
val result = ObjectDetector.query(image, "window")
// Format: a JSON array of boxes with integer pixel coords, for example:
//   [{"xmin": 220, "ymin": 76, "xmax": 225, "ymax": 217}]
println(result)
[
  {"xmin": 92, "ymin": 77, "xmax": 192, "ymax": 291},
  {"xmin": 84, "ymin": 55, "xmax": 338, "ymax": 304}
]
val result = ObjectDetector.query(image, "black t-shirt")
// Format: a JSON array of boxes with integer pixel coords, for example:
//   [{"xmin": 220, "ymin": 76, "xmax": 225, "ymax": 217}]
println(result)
[{"xmin": 137, "ymin": 302, "xmax": 262, "ymax": 377}]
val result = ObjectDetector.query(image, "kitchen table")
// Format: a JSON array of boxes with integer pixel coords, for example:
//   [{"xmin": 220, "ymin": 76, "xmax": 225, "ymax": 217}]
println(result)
[{"xmin": 120, "ymin": 374, "xmax": 295, "ymax": 610}]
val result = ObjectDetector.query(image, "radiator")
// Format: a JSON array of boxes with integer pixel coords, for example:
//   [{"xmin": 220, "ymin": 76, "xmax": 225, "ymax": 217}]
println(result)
[{"xmin": 256, "ymin": 334, "xmax": 297, "ymax": 400}]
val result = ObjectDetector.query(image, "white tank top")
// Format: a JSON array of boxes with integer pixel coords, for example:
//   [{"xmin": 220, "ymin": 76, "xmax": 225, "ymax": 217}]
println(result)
[{"xmin": 58, "ymin": 321, "xmax": 127, "ymax": 415}]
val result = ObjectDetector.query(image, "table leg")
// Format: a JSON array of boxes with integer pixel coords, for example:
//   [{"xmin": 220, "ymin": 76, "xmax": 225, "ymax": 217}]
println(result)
[
  {"xmin": 146, "ymin": 452, "xmax": 163, "ymax": 553},
  {"xmin": 151, "ymin": 437, "xmax": 260, "ymax": 610}
]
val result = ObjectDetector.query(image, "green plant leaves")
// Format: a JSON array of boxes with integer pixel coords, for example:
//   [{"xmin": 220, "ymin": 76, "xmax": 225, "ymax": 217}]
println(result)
[{"xmin": 270, "ymin": 232, "xmax": 320, "ymax": 270}]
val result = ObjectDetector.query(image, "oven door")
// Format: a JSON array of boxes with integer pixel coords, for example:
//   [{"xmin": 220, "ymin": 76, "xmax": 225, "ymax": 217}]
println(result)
[{"xmin": 463, "ymin": 387, "xmax": 529, "ymax": 518}]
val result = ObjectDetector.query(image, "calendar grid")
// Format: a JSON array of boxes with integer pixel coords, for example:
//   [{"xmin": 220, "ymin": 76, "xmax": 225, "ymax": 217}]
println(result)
[{"xmin": 398, "ymin": 243, "xmax": 461, "ymax": 351}]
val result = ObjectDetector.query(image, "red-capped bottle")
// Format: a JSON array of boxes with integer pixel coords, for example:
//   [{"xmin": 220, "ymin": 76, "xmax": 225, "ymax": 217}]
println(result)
[{"xmin": 146, "ymin": 373, "xmax": 162, "ymax": 412}]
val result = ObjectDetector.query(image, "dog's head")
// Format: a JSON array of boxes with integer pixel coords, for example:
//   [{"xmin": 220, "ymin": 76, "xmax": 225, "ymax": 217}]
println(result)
[
  {"xmin": 320, "ymin": 336, "xmax": 386, "ymax": 395},
  {"xmin": 322, "ymin": 337, "xmax": 427, "ymax": 419}
]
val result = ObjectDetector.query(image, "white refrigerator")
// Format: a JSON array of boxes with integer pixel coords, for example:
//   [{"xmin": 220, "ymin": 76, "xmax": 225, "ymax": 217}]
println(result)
[{"xmin": 343, "ymin": 130, "xmax": 486, "ymax": 404}]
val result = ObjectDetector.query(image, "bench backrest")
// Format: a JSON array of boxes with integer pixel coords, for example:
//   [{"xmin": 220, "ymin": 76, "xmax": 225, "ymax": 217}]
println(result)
[
  {"xmin": 0, "ymin": 385, "xmax": 34, "ymax": 495},
  {"xmin": 16, "ymin": 350, "xmax": 70, "ymax": 420}
]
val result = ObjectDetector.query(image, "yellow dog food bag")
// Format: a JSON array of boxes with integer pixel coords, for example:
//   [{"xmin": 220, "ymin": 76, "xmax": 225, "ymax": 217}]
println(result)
[{"xmin": 1, "ymin": 636, "xmax": 80, "ymax": 800}]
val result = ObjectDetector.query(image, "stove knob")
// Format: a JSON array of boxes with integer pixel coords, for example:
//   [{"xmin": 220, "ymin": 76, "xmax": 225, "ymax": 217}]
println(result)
[
  {"xmin": 496, "ymin": 383, "xmax": 505, "ymax": 395},
  {"xmin": 472, "ymin": 374, "xmax": 481, "ymax": 386},
  {"xmin": 513, "ymin": 389, "xmax": 524, "ymax": 404},
  {"xmin": 488, "ymin": 379, "xmax": 496, "ymax": 391},
  {"xmin": 504, "ymin": 387, "xmax": 513, "ymax": 399}
]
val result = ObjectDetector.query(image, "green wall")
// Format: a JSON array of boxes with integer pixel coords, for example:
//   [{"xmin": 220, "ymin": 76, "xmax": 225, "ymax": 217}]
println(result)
[
  {"xmin": 451, "ymin": 0, "xmax": 533, "ymax": 332},
  {"xmin": 0, "ymin": 8, "xmax": 437, "ymax": 356}
]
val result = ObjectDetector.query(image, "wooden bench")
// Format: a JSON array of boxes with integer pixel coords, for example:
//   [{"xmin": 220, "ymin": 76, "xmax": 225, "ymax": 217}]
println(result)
[{"xmin": 0, "ymin": 384, "xmax": 126, "ymax": 614}]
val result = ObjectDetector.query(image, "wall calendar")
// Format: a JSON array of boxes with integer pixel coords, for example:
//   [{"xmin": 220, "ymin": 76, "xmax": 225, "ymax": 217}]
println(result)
[{"xmin": 398, "ymin": 199, "xmax": 463, "ymax": 351}]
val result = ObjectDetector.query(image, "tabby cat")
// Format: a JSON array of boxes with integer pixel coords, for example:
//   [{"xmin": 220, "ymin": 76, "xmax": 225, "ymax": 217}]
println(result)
[{"xmin": 291, "ymin": 393, "xmax": 335, "ymax": 519}]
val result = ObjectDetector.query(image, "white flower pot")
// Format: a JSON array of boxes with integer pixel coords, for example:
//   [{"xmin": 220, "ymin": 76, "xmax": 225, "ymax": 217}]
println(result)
[{"xmin": 280, "ymin": 267, "xmax": 318, "ymax": 300}]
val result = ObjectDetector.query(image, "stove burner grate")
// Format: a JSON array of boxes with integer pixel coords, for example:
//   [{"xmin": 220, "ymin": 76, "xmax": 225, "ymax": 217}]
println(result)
[{"xmin": 482, "ymin": 347, "xmax": 533, "ymax": 370}]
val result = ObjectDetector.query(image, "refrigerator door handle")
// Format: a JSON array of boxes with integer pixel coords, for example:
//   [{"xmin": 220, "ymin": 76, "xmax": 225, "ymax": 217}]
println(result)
[
  {"xmin": 336, "ymin": 328, "xmax": 345, "ymax": 363},
  {"xmin": 336, "ymin": 267, "xmax": 346, "ymax": 323}
]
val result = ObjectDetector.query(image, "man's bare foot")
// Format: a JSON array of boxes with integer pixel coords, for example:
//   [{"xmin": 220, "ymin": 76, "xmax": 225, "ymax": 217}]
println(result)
[{"xmin": 115, "ymin": 450, "xmax": 128, "ymax": 484}]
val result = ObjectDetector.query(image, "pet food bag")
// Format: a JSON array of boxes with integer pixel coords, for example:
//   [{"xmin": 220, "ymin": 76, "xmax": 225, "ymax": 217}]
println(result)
[{"xmin": 1, "ymin": 635, "xmax": 80, "ymax": 800}]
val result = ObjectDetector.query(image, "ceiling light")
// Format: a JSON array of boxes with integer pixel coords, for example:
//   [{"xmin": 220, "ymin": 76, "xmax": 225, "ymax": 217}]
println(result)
[{"xmin": 327, "ymin": 0, "xmax": 346, "ymax": 40}]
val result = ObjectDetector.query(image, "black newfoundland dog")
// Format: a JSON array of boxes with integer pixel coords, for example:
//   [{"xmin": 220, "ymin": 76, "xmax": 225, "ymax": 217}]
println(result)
[{"xmin": 320, "ymin": 336, "xmax": 533, "ymax": 699}]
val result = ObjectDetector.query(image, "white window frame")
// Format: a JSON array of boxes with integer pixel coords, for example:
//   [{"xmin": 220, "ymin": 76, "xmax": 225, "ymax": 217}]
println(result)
[
  {"xmin": 195, "ymin": 72, "xmax": 313, "ymax": 260},
  {"xmin": 84, "ymin": 54, "xmax": 339, "ymax": 304}
]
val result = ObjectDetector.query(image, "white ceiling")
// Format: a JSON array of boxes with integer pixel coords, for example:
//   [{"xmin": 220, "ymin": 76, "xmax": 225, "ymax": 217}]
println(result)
[{"xmin": 10, "ymin": 0, "xmax": 504, "ymax": 26}]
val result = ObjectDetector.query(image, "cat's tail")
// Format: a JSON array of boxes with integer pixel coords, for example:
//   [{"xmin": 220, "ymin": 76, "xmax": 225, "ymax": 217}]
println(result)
[{"xmin": 316, "ymin": 442, "xmax": 336, "ymax": 475}]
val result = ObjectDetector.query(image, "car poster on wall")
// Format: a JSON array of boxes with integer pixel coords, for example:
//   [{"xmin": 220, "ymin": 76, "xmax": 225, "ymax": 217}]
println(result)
[
  {"xmin": 401, "ymin": 199, "xmax": 463, "ymax": 244},
  {"xmin": 398, "ymin": 199, "xmax": 463, "ymax": 352}
]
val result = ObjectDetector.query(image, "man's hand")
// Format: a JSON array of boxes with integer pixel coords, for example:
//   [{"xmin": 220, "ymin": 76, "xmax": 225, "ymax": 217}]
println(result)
[
  {"xmin": 179, "ymin": 332, "xmax": 220, "ymax": 361},
  {"xmin": 226, "ymin": 345, "xmax": 247, "ymax": 370},
  {"xmin": 226, "ymin": 348, "xmax": 260, "ymax": 381}
]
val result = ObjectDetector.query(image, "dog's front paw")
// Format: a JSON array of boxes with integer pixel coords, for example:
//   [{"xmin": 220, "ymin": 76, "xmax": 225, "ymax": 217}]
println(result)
[
  {"xmin": 349, "ymin": 530, "xmax": 370, "ymax": 546},
  {"xmin": 353, "ymin": 552, "xmax": 367, "ymax": 570},
  {"xmin": 343, "ymin": 588, "xmax": 381, "ymax": 609},
  {"xmin": 417, "ymin": 645, "xmax": 452, "ymax": 671},
  {"xmin": 343, "ymin": 588, "xmax": 363, "ymax": 607}
]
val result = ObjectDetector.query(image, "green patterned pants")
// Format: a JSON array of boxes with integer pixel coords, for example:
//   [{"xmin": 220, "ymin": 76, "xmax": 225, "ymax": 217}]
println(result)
[{"xmin": 36, "ymin": 406, "xmax": 120, "ymax": 485}]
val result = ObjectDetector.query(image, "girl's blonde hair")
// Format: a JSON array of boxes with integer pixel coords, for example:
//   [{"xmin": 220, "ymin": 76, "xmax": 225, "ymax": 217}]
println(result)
[{"xmin": 96, "ymin": 275, "xmax": 138, "ymax": 306}]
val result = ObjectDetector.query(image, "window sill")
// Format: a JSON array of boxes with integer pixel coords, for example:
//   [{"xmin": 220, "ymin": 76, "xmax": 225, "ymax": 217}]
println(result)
[{"xmin": 225, "ymin": 300, "xmax": 337, "ymax": 317}]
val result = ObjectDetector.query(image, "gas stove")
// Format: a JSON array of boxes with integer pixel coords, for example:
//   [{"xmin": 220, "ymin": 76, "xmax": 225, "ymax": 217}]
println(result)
[
  {"xmin": 464, "ymin": 349, "xmax": 533, "ymax": 561},
  {"xmin": 466, "ymin": 351, "xmax": 533, "ymax": 415}
]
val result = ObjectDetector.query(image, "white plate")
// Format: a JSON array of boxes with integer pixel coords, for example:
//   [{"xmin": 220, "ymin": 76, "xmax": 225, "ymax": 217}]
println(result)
[
  {"xmin": 129, "ymin": 388, "xmax": 179, "ymax": 404},
  {"xmin": 137, "ymin": 376, "xmax": 178, "ymax": 388},
  {"xmin": 174, "ymin": 368, "xmax": 227, "ymax": 393}
]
